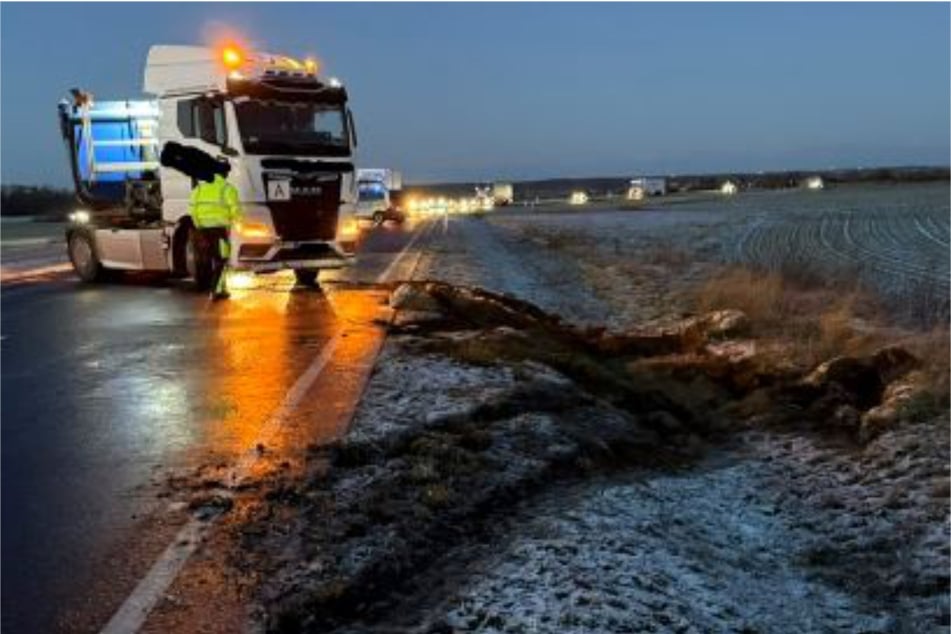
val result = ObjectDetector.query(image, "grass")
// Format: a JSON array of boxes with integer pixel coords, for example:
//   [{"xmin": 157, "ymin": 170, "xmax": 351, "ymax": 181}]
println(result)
[
  {"xmin": 897, "ymin": 326, "xmax": 951, "ymax": 410},
  {"xmin": 505, "ymin": 219, "xmax": 948, "ymax": 420},
  {"xmin": 695, "ymin": 267, "xmax": 950, "ymax": 413},
  {"xmin": 697, "ymin": 268, "xmax": 879, "ymax": 351}
]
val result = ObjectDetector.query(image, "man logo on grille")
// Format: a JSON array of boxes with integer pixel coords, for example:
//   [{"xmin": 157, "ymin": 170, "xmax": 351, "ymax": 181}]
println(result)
[{"xmin": 292, "ymin": 186, "xmax": 322, "ymax": 196}]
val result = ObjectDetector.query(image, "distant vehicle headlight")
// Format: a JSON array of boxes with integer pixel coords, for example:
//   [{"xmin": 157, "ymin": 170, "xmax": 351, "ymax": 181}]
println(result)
[{"xmin": 69, "ymin": 210, "xmax": 90, "ymax": 224}]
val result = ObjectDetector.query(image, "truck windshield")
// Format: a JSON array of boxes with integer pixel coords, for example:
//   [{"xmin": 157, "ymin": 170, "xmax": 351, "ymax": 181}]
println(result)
[{"xmin": 234, "ymin": 99, "xmax": 350, "ymax": 157}]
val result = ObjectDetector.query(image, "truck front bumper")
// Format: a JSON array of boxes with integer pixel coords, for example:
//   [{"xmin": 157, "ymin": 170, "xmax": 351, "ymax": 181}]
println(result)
[{"xmin": 235, "ymin": 240, "xmax": 355, "ymax": 272}]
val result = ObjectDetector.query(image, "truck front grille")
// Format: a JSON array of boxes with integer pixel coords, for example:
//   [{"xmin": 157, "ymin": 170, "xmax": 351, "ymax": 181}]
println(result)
[{"xmin": 264, "ymin": 173, "xmax": 341, "ymax": 241}]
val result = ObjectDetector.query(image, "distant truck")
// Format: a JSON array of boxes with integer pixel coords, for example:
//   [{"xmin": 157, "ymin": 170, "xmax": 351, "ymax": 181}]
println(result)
[
  {"xmin": 629, "ymin": 177, "xmax": 666, "ymax": 197},
  {"xmin": 492, "ymin": 182, "xmax": 514, "ymax": 206},
  {"xmin": 569, "ymin": 190, "xmax": 589, "ymax": 205},
  {"xmin": 57, "ymin": 43, "xmax": 361, "ymax": 288},
  {"xmin": 355, "ymin": 168, "xmax": 405, "ymax": 225}
]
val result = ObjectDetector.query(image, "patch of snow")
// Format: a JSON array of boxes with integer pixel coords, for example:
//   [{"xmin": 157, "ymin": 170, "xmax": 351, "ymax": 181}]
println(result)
[
  {"xmin": 441, "ymin": 453, "xmax": 892, "ymax": 633},
  {"xmin": 347, "ymin": 343, "xmax": 517, "ymax": 445}
]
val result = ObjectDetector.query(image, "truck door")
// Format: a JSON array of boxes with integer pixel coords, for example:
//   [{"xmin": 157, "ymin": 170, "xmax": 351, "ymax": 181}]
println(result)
[{"xmin": 158, "ymin": 97, "xmax": 232, "ymax": 222}]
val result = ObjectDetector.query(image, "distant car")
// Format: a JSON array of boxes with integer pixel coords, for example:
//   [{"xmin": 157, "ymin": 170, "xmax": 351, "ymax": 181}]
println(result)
[
  {"xmin": 356, "ymin": 180, "xmax": 405, "ymax": 226},
  {"xmin": 372, "ymin": 206, "xmax": 406, "ymax": 226},
  {"xmin": 569, "ymin": 190, "xmax": 589, "ymax": 205}
]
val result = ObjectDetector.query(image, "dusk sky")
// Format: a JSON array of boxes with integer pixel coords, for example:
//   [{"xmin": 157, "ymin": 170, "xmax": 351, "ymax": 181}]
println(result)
[{"xmin": 2, "ymin": 2, "xmax": 949, "ymax": 186}]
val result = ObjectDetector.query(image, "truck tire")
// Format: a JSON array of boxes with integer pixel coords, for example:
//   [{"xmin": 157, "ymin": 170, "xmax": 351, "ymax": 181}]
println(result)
[
  {"xmin": 185, "ymin": 227, "xmax": 214, "ymax": 291},
  {"xmin": 372, "ymin": 211, "xmax": 385, "ymax": 227},
  {"xmin": 293, "ymin": 269, "xmax": 319, "ymax": 288},
  {"xmin": 171, "ymin": 223, "xmax": 191, "ymax": 277},
  {"xmin": 68, "ymin": 230, "xmax": 107, "ymax": 283}
]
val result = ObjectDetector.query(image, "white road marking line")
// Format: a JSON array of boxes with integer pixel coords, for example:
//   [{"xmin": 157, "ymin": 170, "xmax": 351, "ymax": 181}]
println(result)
[
  {"xmin": 101, "ymin": 335, "xmax": 342, "ymax": 634},
  {"xmin": 377, "ymin": 220, "xmax": 431, "ymax": 284},
  {"xmin": 228, "ymin": 334, "xmax": 339, "ymax": 482},
  {"xmin": 99, "ymin": 219, "xmax": 433, "ymax": 634},
  {"xmin": 99, "ymin": 520, "xmax": 207, "ymax": 634},
  {"xmin": 393, "ymin": 220, "xmax": 435, "ymax": 284}
]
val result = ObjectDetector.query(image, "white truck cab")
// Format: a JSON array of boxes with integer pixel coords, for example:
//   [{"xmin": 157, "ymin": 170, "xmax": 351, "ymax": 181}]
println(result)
[{"xmin": 58, "ymin": 44, "xmax": 360, "ymax": 288}]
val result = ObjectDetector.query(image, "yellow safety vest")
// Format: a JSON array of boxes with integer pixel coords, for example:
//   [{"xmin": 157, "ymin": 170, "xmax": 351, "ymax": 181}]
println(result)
[{"xmin": 189, "ymin": 175, "xmax": 242, "ymax": 229}]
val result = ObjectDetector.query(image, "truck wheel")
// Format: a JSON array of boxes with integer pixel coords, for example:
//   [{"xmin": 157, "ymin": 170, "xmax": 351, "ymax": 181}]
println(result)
[
  {"xmin": 68, "ymin": 230, "xmax": 107, "ymax": 282},
  {"xmin": 293, "ymin": 269, "xmax": 319, "ymax": 288},
  {"xmin": 185, "ymin": 227, "xmax": 214, "ymax": 291},
  {"xmin": 372, "ymin": 211, "xmax": 385, "ymax": 227}
]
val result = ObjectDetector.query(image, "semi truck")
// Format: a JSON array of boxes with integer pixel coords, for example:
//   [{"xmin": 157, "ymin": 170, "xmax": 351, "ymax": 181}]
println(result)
[
  {"xmin": 355, "ymin": 168, "xmax": 405, "ymax": 225},
  {"xmin": 57, "ymin": 44, "xmax": 361, "ymax": 288},
  {"xmin": 629, "ymin": 177, "xmax": 667, "ymax": 197},
  {"xmin": 492, "ymin": 182, "xmax": 514, "ymax": 206}
]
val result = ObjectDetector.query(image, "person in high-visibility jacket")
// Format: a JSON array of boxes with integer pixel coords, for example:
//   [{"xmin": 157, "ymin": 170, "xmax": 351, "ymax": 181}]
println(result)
[{"xmin": 189, "ymin": 163, "xmax": 242, "ymax": 300}]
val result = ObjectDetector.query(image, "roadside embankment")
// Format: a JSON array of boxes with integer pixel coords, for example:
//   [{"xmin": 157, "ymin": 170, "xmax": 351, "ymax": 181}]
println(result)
[{"xmin": 236, "ymin": 278, "xmax": 947, "ymax": 632}]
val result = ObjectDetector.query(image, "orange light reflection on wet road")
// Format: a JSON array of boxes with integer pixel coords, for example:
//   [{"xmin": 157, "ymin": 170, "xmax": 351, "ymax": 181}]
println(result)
[
  {"xmin": 197, "ymin": 274, "xmax": 327, "ymax": 460},
  {"xmin": 301, "ymin": 287, "xmax": 393, "ymax": 441},
  {"xmin": 194, "ymin": 273, "xmax": 391, "ymax": 473}
]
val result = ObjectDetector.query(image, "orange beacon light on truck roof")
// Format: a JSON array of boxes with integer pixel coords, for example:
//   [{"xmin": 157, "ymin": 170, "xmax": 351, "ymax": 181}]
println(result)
[{"xmin": 221, "ymin": 46, "xmax": 244, "ymax": 68}]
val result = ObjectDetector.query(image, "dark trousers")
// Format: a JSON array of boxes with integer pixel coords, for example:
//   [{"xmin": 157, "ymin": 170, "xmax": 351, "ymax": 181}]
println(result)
[{"xmin": 199, "ymin": 227, "xmax": 230, "ymax": 294}]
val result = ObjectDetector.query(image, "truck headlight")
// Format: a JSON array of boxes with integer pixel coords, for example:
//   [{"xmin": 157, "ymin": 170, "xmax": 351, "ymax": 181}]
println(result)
[
  {"xmin": 225, "ymin": 271, "xmax": 256, "ymax": 290},
  {"xmin": 235, "ymin": 220, "xmax": 272, "ymax": 239},
  {"xmin": 339, "ymin": 218, "xmax": 360, "ymax": 239}
]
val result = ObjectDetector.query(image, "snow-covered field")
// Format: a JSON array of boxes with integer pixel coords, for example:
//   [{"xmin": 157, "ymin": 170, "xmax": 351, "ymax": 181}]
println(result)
[{"xmin": 489, "ymin": 183, "xmax": 949, "ymax": 326}]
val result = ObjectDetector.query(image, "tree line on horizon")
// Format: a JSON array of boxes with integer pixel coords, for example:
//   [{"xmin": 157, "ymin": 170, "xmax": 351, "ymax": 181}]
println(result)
[
  {"xmin": 2, "ymin": 166, "xmax": 948, "ymax": 217},
  {"xmin": 406, "ymin": 166, "xmax": 951, "ymax": 199},
  {"xmin": 1, "ymin": 185, "xmax": 75, "ymax": 218}
]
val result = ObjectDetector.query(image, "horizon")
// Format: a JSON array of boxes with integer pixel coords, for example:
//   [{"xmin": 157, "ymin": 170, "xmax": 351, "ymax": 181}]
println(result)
[
  {"xmin": 3, "ymin": 163, "xmax": 948, "ymax": 192},
  {"xmin": 2, "ymin": 3, "xmax": 949, "ymax": 187}
]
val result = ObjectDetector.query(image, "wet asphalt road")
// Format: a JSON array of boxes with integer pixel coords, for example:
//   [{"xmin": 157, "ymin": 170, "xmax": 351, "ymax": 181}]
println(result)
[{"xmin": 1, "ymin": 221, "xmax": 425, "ymax": 633}]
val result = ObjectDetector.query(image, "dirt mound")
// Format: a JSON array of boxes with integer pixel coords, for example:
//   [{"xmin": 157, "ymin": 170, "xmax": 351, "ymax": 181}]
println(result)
[{"xmin": 390, "ymin": 281, "xmax": 924, "ymax": 439}]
